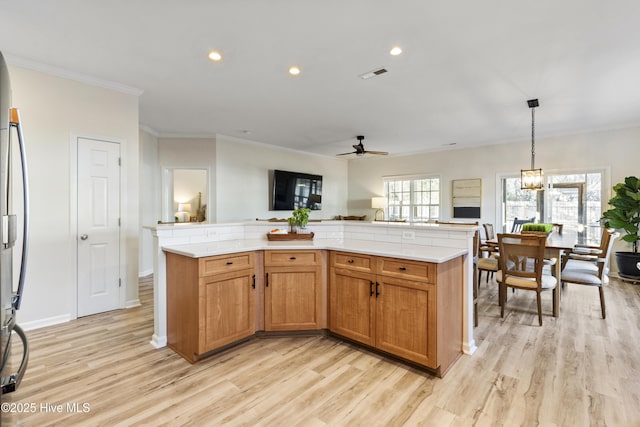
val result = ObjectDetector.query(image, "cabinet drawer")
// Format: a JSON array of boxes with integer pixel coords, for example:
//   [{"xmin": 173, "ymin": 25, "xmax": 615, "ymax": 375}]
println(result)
[
  {"xmin": 377, "ymin": 257, "xmax": 435, "ymax": 283},
  {"xmin": 199, "ymin": 252, "xmax": 254, "ymax": 276},
  {"xmin": 332, "ymin": 251, "xmax": 374, "ymax": 272},
  {"xmin": 264, "ymin": 250, "xmax": 321, "ymax": 266}
]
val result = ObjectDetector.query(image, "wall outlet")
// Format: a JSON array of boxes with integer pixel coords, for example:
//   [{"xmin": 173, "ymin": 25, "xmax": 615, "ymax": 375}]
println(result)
[{"xmin": 402, "ymin": 231, "xmax": 415, "ymax": 240}]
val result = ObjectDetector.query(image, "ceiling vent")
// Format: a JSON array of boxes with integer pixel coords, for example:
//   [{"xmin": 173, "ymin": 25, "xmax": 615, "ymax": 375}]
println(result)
[{"xmin": 359, "ymin": 67, "xmax": 388, "ymax": 80}]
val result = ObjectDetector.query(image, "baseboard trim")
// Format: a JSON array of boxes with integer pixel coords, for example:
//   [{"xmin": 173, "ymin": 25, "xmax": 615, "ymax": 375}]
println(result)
[
  {"xmin": 19, "ymin": 314, "xmax": 71, "ymax": 331},
  {"xmin": 138, "ymin": 269, "xmax": 153, "ymax": 278},
  {"xmin": 126, "ymin": 299, "xmax": 141, "ymax": 309},
  {"xmin": 463, "ymin": 339, "xmax": 477, "ymax": 355},
  {"xmin": 150, "ymin": 334, "xmax": 167, "ymax": 349}
]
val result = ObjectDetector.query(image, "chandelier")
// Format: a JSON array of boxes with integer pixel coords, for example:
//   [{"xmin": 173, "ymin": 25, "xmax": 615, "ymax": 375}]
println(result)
[{"xmin": 521, "ymin": 98, "xmax": 543, "ymax": 190}]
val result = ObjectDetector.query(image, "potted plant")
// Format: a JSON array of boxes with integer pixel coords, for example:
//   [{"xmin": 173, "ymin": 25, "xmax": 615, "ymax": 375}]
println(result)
[
  {"xmin": 601, "ymin": 176, "xmax": 640, "ymax": 279},
  {"xmin": 289, "ymin": 208, "xmax": 310, "ymax": 233}
]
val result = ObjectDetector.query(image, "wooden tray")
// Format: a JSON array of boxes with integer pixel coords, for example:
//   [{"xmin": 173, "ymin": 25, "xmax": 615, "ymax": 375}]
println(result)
[{"xmin": 267, "ymin": 232, "xmax": 314, "ymax": 241}]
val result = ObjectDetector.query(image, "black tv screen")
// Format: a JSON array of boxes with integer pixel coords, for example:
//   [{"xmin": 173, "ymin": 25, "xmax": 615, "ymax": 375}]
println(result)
[{"xmin": 272, "ymin": 170, "xmax": 322, "ymax": 210}]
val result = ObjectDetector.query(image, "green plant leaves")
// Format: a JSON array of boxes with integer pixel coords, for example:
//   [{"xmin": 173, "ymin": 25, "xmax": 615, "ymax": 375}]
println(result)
[
  {"xmin": 602, "ymin": 176, "xmax": 640, "ymax": 253},
  {"xmin": 290, "ymin": 207, "xmax": 311, "ymax": 227}
]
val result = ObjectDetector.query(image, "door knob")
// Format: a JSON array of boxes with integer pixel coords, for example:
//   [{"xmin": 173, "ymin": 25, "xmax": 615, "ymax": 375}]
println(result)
[{"xmin": 80, "ymin": 234, "xmax": 88, "ymax": 240}]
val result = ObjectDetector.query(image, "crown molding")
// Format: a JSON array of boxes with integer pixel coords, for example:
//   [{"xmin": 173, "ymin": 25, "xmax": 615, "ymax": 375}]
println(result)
[
  {"xmin": 139, "ymin": 124, "xmax": 160, "ymax": 137},
  {"xmin": 158, "ymin": 132, "xmax": 217, "ymax": 139},
  {"xmin": 214, "ymin": 133, "xmax": 342, "ymax": 160},
  {"xmin": 4, "ymin": 53, "xmax": 143, "ymax": 96}
]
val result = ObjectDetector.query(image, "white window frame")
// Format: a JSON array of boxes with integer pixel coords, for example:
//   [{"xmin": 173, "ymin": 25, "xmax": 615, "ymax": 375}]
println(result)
[
  {"xmin": 383, "ymin": 174, "xmax": 441, "ymax": 222},
  {"xmin": 496, "ymin": 166, "xmax": 610, "ymax": 241}
]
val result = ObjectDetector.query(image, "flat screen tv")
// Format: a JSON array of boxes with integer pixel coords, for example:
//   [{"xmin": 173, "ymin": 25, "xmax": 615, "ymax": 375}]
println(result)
[{"xmin": 272, "ymin": 169, "xmax": 322, "ymax": 210}]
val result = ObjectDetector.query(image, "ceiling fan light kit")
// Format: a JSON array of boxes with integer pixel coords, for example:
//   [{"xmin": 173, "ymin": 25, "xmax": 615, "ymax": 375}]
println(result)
[{"xmin": 336, "ymin": 135, "xmax": 389, "ymax": 157}]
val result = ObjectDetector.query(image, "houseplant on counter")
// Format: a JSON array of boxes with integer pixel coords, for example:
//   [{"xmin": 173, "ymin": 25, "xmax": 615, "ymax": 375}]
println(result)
[
  {"xmin": 601, "ymin": 176, "xmax": 640, "ymax": 280},
  {"xmin": 289, "ymin": 207, "xmax": 311, "ymax": 234}
]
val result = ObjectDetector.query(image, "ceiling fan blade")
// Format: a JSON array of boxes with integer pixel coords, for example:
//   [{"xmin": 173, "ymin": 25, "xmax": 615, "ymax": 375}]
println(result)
[{"xmin": 337, "ymin": 136, "xmax": 388, "ymax": 156}]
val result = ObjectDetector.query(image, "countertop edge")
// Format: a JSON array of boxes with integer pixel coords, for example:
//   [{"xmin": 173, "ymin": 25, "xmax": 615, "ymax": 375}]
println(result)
[{"xmin": 162, "ymin": 239, "xmax": 468, "ymax": 264}]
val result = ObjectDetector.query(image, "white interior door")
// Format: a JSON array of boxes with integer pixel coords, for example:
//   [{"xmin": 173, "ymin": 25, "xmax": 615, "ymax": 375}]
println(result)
[{"xmin": 77, "ymin": 138, "xmax": 120, "ymax": 317}]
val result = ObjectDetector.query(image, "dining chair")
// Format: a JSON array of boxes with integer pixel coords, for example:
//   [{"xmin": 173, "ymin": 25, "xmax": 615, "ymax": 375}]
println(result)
[
  {"xmin": 520, "ymin": 226, "xmax": 558, "ymax": 272},
  {"xmin": 480, "ymin": 223, "xmax": 499, "ymax": 257},
  {"xmin": 477, "ymin": 223, "xmax": 499, "ymax": 283},
  {"xmin": 552, "ymin": 223, "xmax": 563, "ymax": 234},
  {"xmin": 497, "ymin": 233, "xmax": 557, "ymax": 325},
  {"xmin": 511, "ymin": 217, "xmax": 536, "ymax": 233},
  {"xmin": 561, "ymin": 228, "xmax": 617, "ymax": 273},
  {"xmin": 477, "ymin": 251, "xmax": 499, "ymax": 285},
  {"xmin": 560, "ymin": 229, "xmax": 619, "ymax": 318}
]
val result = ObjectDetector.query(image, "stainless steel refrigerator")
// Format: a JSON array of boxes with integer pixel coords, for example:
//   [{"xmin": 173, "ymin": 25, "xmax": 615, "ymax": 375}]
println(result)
[{"xmin": 0, "ymin": 51, "xmax": 30, "ymax": 395}]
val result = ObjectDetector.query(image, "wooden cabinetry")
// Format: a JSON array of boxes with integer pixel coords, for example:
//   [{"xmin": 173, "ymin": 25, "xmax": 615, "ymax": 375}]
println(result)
[
  {"xmin": 166, "ymin": 247, "xmax": 463, "ymax": 375},
  {"xmin": 375, "ymin": 274, "xmax": 435, "ymax": 367},
  {"xmin": 166, "ymin": 251, "xmax": 255, "ymax": 363},
  {"xmin": 330, "ymin": 254, "xmax": 376, "ymax": 346},
  {"xmin": 264, "ymin": 250, "xmax": 323, "ymax": 331},
  {"xmin": 329, "ymin": 251, "xmax": 462, "ymax": 376}
]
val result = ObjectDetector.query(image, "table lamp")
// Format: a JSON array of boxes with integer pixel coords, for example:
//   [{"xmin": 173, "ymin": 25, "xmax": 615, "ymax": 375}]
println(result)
[{"xmin": 371, "ymin": 197, "xmax": 387, "ymax": 221}]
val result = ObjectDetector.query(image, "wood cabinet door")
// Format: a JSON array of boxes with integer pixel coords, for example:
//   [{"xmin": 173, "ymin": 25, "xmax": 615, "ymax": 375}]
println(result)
[
  {"xmin": 264, "ymin": 266, "xmax": 321, "ymax": 331},
  {"xmin": 375, "ymin": 276, "xmax": 437, "ymax": 368},
  {"xmin": 329, "ymin": 268, "xmax": 376, "ymax": 346},
  {"xmin": 201, "ymin": 269, "xmax": 255, "ymax": 352}
]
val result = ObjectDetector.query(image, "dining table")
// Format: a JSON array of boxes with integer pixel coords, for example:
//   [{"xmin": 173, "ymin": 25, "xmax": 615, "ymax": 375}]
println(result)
[{"xmin": 486, "ymin": 231, "xmax": 581, "ymax": 317}]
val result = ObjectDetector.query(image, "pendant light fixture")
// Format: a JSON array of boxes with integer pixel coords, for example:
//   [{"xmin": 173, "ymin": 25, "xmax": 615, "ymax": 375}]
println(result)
[{"xmin": 520, "ymin": 98, "xmax": 544, "ymax": 190}]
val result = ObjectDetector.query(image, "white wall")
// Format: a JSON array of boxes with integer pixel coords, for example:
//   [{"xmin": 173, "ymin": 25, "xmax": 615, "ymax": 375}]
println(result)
[
  {"xmin": 139, "ymin": 128, "xmax": 158, "ymax": 275},
  {"xmin": 139, "ymin": 136, "xmax": 217, "ymax": 275},
  {"xmin": 138, "ymin": 134, "xmax": 349, "ymax": 274},
  {"xmin": 215, "ymin": 135, "xmax": 349, "ymax": 222},
  {"xmin": 347, "ymin": 126, "xmax": 640, "ymax": 266},
  {"xmin": 348, "ymin": 127, "xmax": 640, "ymax": 219},
  {"xmin": 10, "ymin": 66, "xmax": 140, "ymax": 326},
  {"xmin": 158, "ymin": 137, "xmax": 216, "ymax": 222}
]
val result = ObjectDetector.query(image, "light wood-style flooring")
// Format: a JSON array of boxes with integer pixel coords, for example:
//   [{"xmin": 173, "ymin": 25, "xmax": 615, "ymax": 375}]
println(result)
[{"xmin": 2, "ymin": 274, "xmax": 640, "ymax": 426}]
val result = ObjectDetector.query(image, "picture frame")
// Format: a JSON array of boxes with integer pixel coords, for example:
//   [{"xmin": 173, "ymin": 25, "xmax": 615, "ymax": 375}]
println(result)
[{"xmin": 452, "ymin": 178, "xmax": 481, "ymax": 218}]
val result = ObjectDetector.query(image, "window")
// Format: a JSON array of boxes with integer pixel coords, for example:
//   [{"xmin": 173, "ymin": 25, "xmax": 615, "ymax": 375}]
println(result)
[
  {"xmin": 501, "ymin": 170, "xmax": 605, "ymax": 244},
  {"xmin": 384, "ymin": 176, "xmax": 440, "ymax": 222},
  {"xmin": 503, "ymin": 176, "xmax": 540, "ymax": 229}
]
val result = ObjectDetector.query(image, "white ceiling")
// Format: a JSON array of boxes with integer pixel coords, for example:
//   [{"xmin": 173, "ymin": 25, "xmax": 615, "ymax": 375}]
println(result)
[{"xmin": 1, "ymin": 0, "xmax": 640, "ymax": 157}]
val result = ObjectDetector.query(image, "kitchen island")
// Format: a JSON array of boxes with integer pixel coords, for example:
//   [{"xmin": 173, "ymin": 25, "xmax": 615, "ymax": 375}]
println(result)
[
  {"xmin": 164, "ymin": 240, "xmax": 465, "ymax": 376},
  {"xmin": 146, "ymin": 221, "xmax": 477, "ymax": 375}
]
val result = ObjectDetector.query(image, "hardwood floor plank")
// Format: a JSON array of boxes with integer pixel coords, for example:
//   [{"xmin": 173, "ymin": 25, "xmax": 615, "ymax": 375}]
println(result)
[{"xmin": 2, "ymin": 275, "xmax": 640, "ymax": 426}]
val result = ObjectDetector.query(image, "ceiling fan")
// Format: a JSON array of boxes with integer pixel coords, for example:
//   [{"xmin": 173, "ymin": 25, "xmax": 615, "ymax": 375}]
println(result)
[{"xmin": 337, "ymin": 135, "xmax": 389, "ymax": 157}]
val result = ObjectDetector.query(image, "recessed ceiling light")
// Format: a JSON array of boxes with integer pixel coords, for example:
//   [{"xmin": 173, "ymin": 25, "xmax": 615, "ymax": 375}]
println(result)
[
  {"xmin": 208, "ymin": 50, "xmax": 222, "ymax": 61},
  {"xmin": 288, "ymin": 66, "xmax": 301, "ymax": 76},
  {"xmin": 390, "ymin": 46, "xmax": 403, "ymax": 56}
]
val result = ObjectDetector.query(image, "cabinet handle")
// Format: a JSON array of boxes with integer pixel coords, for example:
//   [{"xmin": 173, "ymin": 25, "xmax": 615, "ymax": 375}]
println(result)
[
  {"xmin": 399, "ymin": 266, "xmax": 407, "ymax": 271},
  {"xmin": 265, "ymin": 273, "xmax": 269, "ymax": 287},
  {"xmin": 289, "ymin": 256, "xmax": 297, "ymax": 260},
  {"xmin": 348, "ymin": 259, "xmax": 354, "ymax": 264},
  {"xmin": 375, "ymin": 282, "xmax": 380, "ymax": 298},
  {"xmin": 252, "ymin": 274, "xmax": 256, "ymax": 289},
  {"xmin": 369, "ymin": 281, "xmax": 374, "ymax": 297},
  {"xmin": 226, "ymin": 261, "xmax": 233, "ymax": 265}
]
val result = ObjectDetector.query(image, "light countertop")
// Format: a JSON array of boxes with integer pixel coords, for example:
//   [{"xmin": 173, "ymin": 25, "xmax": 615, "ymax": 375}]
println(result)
[{"xmin": 162, "ymin": 238, "xmax": 467, "ymax": 264}]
